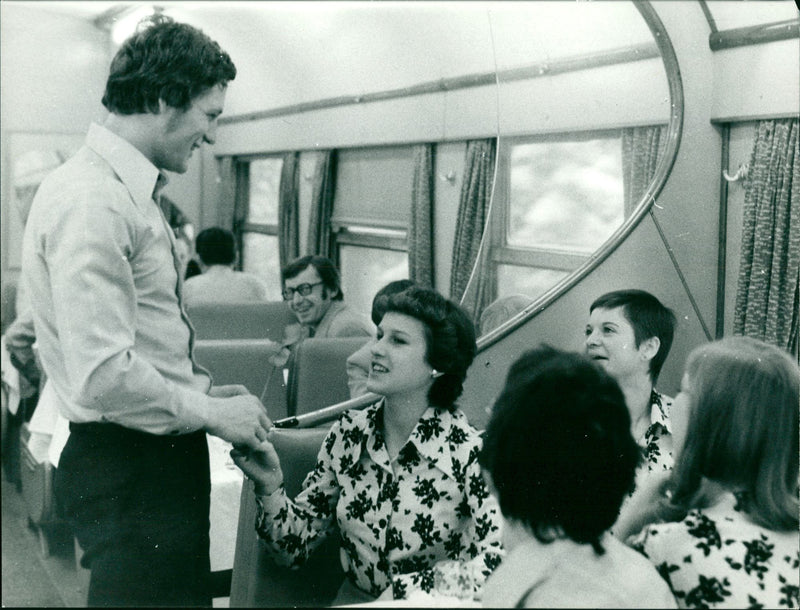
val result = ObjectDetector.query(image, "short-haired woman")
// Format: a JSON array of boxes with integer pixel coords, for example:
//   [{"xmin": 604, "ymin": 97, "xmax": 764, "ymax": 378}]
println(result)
[
  {"xmin": 626, "ymin": 336, "xmax": 799, "ymax": 608},
  {"xmin": 480, "ymin": 345, "xmax": 677, "ymax": 608},
  {"xmin": 233, "ymin": 287, "xmax": 503, "ymax": 603}
]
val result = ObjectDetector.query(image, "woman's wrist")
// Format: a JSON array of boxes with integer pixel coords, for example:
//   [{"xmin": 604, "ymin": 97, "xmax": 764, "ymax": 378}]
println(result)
[{"xmin": 251, "ymin": 479, "xmax": 281, "ymax": 497}]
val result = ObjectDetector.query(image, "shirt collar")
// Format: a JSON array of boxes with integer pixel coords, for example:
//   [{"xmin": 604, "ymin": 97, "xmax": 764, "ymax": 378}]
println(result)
[
  {"xmin": 85, "ymin": 122, "xmax": 163, "ymax": 210},
  {"xmin": 360, "ymin": 400, "xmax": 458, "ymax": 480}
]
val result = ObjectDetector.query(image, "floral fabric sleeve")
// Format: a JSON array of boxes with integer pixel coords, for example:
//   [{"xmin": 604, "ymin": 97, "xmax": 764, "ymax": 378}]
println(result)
[{"xmin": 254, "ymin": 424, "xmax": 342, "ymax": 568}]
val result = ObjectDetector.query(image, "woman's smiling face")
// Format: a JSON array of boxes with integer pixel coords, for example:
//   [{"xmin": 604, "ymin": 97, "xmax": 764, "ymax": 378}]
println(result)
[
  {"xmin": 367, "ymin": 311, "xmax": 433, "ymax": 397},
  {"xmin": 584, "ymin": 306, "xmax": 649, "ymax": 383}
]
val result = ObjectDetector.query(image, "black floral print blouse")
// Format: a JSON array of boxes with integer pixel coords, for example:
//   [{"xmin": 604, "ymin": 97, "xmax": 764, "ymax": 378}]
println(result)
[
  {"xmin": 641, "ymin": 390, "xmax": 674, "ymax": 473},
  {"xmin": 630, "ymin": 492, "xmax": 800, "ymax": 608},
  {"xmin": 254, "ymin": 401, "xmax": 504, "ymax": 600}
]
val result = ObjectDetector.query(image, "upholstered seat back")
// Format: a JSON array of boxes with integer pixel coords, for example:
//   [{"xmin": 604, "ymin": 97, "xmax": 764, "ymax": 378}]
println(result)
[
  {"xmin": 186, "ymin": 301, "xmax": 296, "ymax": 341},
  {"xmin": 193, "ymin": 339, "xmax": 280, "ymax": 406},
  {"xmin": 229, "ymin": 426, "xmax": 343, "ymax": 607},
  {"xmin": 287, "ymin": 337, "xmax": 370, "ymax": 417}
]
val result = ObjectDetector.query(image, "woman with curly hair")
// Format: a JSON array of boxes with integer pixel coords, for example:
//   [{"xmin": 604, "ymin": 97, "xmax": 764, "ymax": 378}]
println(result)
[{"xmin": 233, "ymin": 287, "xmax": 503, "ymax": 604}]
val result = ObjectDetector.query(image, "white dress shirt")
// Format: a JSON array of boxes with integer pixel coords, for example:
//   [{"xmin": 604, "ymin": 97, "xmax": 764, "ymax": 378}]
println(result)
[{"xmin": 21, "ymin": 123, "xmax": 212, "ymax": 435}]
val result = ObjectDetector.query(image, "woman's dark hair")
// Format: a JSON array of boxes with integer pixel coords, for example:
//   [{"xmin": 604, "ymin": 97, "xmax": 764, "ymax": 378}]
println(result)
[
  {"xmin": 102, "ymin": 14, "xmax": 237, "ymax": 114},
  {"xmin": 371, "ymin": 279, "xmax": 416, "ymax": 325},
  {"xmin": 480, "ymin": 345, "xmax": 640, "ymax": 554},
  {"xmin": 382, "ymin": 287, "xmax": 477, "ymax": 411}
]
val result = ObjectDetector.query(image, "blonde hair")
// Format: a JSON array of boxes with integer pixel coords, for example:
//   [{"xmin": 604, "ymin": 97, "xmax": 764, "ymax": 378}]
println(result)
[{"xmin": 665, "ymin": 336, "xmax": 799, "ymax": 530}]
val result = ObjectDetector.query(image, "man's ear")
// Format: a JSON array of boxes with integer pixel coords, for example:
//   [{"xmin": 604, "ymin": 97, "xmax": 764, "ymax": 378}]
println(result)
[{"xmin": 640, "ymin": 336, "xmax": 661, "ymax": 363}]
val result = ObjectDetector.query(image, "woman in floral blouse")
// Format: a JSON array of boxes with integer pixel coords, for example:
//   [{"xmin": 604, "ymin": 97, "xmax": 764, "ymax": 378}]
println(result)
[
  {"xmin": 585, "ymin": 289, "xmax": 678, "ymax": 538},
  {"xmin": 585, "ymin": 289, "xmax": 678, "ymax": 472},
  {"xmin": 233, "ymin": 287, "xmax": 503, "ymax": 603},
  {"xmin": 627, "ymin": 336, "xmax": 799, "ymax": 608}
]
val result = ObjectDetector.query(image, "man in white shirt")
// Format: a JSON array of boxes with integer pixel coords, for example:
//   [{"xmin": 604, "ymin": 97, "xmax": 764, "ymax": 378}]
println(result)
[
  {"xmin": 183, "ymin": 226, "xmax": 269, "ymax": 306},
  {"xmin": 20, "ymin": 15, "xmax": 270, "ymax": 607}
]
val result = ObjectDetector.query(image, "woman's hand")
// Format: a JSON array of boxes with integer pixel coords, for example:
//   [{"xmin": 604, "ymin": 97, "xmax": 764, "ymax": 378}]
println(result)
[
  {"xmin": 614, "ymin": 470, "xmax": 671, "ymax": 541},
  {"xmin": 230, "ymin": 436, "xmax": 284, "ymax": 496}
]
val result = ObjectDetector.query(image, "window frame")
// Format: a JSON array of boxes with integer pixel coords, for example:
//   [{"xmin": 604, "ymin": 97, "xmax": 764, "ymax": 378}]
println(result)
[
  {"xmin": 235, "ymin": 154, "xmax": 283, "ymax": 271},
  {"xmin": 490, "ymin": 128, "xmax": 626, "ymax": 280}
]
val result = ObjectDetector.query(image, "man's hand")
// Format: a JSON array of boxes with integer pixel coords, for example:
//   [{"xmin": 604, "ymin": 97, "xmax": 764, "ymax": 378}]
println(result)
[
  {"xmin": 9, "ymin": 352, "xmax": 41, "ymax": 388},
  {"xmin": 206, "ymin": 392, "xmax": 271, "ymax": 451}
]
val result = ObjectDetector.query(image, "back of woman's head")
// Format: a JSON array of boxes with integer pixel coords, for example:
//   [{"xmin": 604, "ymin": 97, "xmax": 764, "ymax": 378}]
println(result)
[
  {"xmin": 480, "ymin": 345, "xmax": 640, "ymax": 554},
  {"xmin": 672, "ymin": 336, "xmax": 799, "ymax": 530},
  {"xmin": 383, "ymin": 287, "xmax": 477, "ymax": 411}
]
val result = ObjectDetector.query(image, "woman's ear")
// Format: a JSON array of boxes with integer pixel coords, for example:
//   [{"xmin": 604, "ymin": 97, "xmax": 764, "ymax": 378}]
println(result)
[{"xmin": 640, "ymin": 336, "xmax": 661, "ymax": 363}]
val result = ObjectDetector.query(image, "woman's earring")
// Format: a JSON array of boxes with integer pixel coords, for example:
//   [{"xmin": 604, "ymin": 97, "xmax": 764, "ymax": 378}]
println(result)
[{"xmin": 431, "ymin": 369, "xmax": 444, "ymax": 378}]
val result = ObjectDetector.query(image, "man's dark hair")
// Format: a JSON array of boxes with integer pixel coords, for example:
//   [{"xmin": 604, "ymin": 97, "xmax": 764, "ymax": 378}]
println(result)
[
  {"xmin": 589, "ymin": 289, "xmax": 677, "ymax": 383},
  {"xmin": 102, "ymin": 14, "xmax": 236, "ymax": 114},
  {"xmin": 195, "ymin": 227, "xmax": 236, "ymax": 267},
  {"xmin": 383, "ymin": 287, "xmax": 477, "ymax": 412},
  {"xmin": 281, "ymin": 255, "xmax": 343, "ymax": 301},
  {"xmin": 480, "ymin": 345, "xmax": 640, "ymax": 555}
]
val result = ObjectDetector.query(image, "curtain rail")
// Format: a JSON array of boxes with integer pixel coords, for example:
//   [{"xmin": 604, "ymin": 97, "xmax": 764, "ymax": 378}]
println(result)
[
  {"xmin": 710, "ymin": 19, "xmax": 799, "ymax": 52},
  {"xmin": 219, "ymin": 42, "xmax": 659, "ymax": 126}
]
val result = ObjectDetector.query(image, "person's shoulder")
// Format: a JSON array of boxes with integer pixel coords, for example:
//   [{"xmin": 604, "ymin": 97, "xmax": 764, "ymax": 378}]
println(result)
[
  {"xmin": 601, "ymin": 537, "xmax": 679, "ymax": 607},
  {"xmin": 34, "ymin": 155, "xmax": 131, "ymax": 218},
  {"xmin": 239, "ymin": 272, "xmax": 269, "ymax": 293},
  {"xmin": 324, "ymin": 402, "xmax": 377, "ymax": 449},
  {"xmin": 183, "ymin": 273, "xmax": 209, "ymax": 293},
  {"xmin": 441, "ymin": 407, "xmax": 484, "ymax": 460},
  {"xmin": 328, "ymin": 302, "xmax": 371, "ymax": 337}
]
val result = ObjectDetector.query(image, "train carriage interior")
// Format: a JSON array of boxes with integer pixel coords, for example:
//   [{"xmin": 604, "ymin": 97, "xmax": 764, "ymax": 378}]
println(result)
[{"xmin": 1, "ymin": 0, "xmax": 798, "ymax": 607}]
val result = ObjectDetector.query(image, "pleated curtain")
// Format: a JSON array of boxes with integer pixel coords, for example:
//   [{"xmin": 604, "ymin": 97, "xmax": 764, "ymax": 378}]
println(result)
[
  {"xmin": 622, "ymin": 125, "xmax": 666, "ymax": 217},
  {"xmin": 230, "ymin": 160, "xmax": 250, "ymax": 270},
  {"xmin": 734, "ymin": 118, "xmax": 799, "ymax": 358},
  {"xmin": 306, "ymin": 150, "xmax": 337, "ymax": 261},
  {"xmin": 278, "ymin": 152, "xmax": 300, "ymax": 269},
  {"xmin": 449, "ymin": 138, "xmax": 497, "ymax": 323},
  {"xmin": 408, "ymin": 143, "xmax": 435, "ymax": 289}
]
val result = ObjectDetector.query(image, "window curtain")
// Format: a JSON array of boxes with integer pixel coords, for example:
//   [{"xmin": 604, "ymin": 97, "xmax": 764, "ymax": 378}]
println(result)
[
  {"xmin": 734, "ymin": 118, "xmax": 799, "ymax": 357},
  {"xmin": 306, "ymin": 150, "xmax": 337, "ymax": 261},
  {"xmin": 227, "ymin": 160, "xmax": 250, "ymax": 270},
  {"xmin": 622, "ymin": 125, "xmax": 666, "ymax": 217},
  {"xmin": 278, "ymin": 151, "xmax": 300, "ymax": 269},
  {"xmin": 408, "ymin": 143, "xmax": 435, "ymax": 288},
  {"xmin": 449, "ymin": 138, "xmax": 497, "ymax": 323}
]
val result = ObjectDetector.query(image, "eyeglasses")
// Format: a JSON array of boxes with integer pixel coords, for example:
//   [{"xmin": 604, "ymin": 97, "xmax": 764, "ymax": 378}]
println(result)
[{"xmin": 282, "ymin": 281, "xmax": 323, "ymax": 301}]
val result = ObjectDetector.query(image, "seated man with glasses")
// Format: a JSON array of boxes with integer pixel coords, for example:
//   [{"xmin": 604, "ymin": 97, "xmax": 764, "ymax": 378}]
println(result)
[{"xmin": 270, "ymin": 255, "xmax": 371, "ymax": 367}]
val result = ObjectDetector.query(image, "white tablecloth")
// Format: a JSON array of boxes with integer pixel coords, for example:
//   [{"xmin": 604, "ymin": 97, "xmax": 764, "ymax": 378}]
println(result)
[{"xmin": 208, "ymin": 434, "xmax": 244, "ymax": 572}]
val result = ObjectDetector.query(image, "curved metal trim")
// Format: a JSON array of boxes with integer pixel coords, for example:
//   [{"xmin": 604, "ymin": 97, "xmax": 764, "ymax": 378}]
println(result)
[{"xmin": 477, "ymin": 0, "xmax": 685, "ymax": 351}]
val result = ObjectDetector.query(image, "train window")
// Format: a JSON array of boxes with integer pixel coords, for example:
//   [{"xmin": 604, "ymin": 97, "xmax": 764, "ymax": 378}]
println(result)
[
  {"xmin": 491, "ymin": 133, "xmax": 624, "ymax": 299},
  {"xmin": 332, "ymin": 147, "xmax": 413, "ymax": 314},
  {"xmin": 240, "ymin": 156, "xmax": 283, "ymax": 300},
  {"xmin": 339, "ymin": 228, "xmax": 408, "ymax": 316}
]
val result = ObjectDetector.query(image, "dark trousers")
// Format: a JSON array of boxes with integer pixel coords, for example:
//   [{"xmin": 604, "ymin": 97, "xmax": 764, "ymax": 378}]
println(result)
[{"xmin": 55, "ymin": 422, "xmax": 212, "ymax": 607}]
